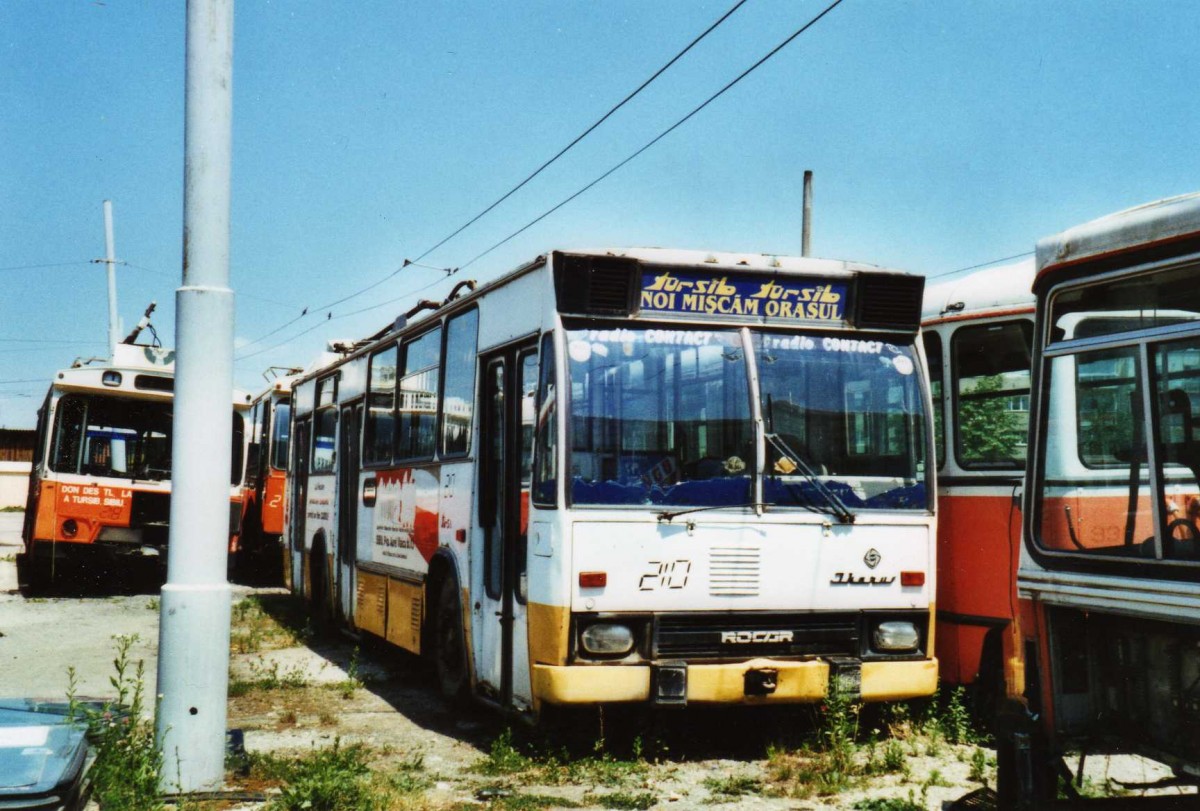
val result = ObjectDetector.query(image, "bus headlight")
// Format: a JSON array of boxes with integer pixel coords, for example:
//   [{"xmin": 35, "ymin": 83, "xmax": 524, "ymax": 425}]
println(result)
[
  {"xmin": 581, "ymin": 623, "xmax": 635, "ymax": 656},
  {"xmin": 61, "ymin": 519, "xmax": 78, "ymax": 538},
  {"xmin": 872, "ymin": 621, "xmax": 919, "ymax": 652}
]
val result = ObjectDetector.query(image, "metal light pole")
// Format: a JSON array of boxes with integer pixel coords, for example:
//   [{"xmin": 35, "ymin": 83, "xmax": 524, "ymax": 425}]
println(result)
[
  {"xmin": 156, "ymin": 0, "xmax": 235, "ymax": 792},
  {"xmin": 103, "ymin": 200, "xmax": 120, "ymax": 358}
]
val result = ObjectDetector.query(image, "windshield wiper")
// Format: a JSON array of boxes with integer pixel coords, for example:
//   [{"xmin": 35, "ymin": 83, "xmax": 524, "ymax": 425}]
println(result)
[
  {"xmin": 656, "ymin": 502, "xmax": 774, "ymax": 523},
  {"xmin": 764, "ymin": 432, "xmax": 855, "ymax": 524}
]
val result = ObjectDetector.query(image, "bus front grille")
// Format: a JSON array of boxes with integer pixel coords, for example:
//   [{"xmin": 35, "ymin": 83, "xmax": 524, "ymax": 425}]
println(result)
[{"xmin": 652, "ymin": 612, "xmax": 859, "ymax": 660}]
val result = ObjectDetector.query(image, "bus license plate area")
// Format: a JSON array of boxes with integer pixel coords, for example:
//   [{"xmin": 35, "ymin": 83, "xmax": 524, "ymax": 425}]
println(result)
[{"xmin": 744, "ymin": 667, "xmax": 778, "ymax": 696}]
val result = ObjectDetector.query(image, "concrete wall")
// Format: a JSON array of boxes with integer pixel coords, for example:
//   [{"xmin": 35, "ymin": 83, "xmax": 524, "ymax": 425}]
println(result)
[{"xmin": 0, "ymin": 461, "xmax": 30, "ymax": 509}]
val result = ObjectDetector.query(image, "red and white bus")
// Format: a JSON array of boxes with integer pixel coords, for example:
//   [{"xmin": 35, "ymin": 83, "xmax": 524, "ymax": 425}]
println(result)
[
  {"xmin": 19, "ymin": 343, "xmax": 251, "ymax": 590},
  {"xmin": 239, "ymin": 371, "xmax": 299, "ymax": 583},
  {"xmin": 287, "ymin": 248, "xmax": 937, "ymax": 717},
  {"xmin": 999, "ymin": 193, "xmax": 1200, "ymax": 805},
  {"xmin": 921, "ymin": 259, "xmax": 1034, "ymax": 699}
]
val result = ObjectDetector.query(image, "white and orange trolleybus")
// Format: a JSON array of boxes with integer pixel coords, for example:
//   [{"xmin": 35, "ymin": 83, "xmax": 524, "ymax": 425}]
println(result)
[
  {"xmin": 999, "ymin": 194, "xmax": 1200, "ymax": 806},
  {"xmin": 19, "ymin": 342, "xmax": 251, "ymax": 589},
  {"xmin": 240, "ymin": 371, "xmax": 299, "ymax": 582},
  {"xmin": 288, "ymin": 248, "xmax": 938, "ymax": 716},
  {"xmin": 921, "ymin": 260, "xmax": 1034, "ymax": 699}
]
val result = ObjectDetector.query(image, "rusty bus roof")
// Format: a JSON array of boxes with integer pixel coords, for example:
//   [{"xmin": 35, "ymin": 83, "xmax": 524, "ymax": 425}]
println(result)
[{"xmin": 1035, "ymin": 192, "xmax": 1200, "ymax": 283}]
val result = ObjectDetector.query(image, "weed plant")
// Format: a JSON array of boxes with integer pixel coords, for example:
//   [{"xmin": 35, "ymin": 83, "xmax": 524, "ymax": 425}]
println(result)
[
  {"xmin": 474, "ymin": 728, "xmax": 651, "ymax": 788},
  {"xmin": 228, "ymin": 657, "xmax": 311, "ymax": 696},
  {"xmin": 67, "ymin": 635, "xmax": 163, "ymax": 811},
  {"xmin": 230, "ymin": 595, "xmax": 308, "ymax": 654},
  {"xmin": 589, "ymin": 790, "xmax": 658, "ymax": 810},
  {"xmin": 702, "ymin": 773, "xmax": 762, "ymax": 802}
]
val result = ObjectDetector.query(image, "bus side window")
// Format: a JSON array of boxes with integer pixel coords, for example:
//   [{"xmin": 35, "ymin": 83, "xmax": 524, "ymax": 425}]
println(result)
[
  {"xmin": 952, "ymin": 320, "xmax": 1032, "ymax": 469},
  {"xmin": 441, "ymin": 309, "xmax": 478, "ymax": 457},
  {"xmin": 399, "ymin": 328, "xmax": 441, "ymax": 460},
  {"xmin": 533, "ymin": 333, "xmax": 557, "ymax": 507},
  {"xmin": 365, "ymin": 346, "xmax": 398, "ymax": 465}
]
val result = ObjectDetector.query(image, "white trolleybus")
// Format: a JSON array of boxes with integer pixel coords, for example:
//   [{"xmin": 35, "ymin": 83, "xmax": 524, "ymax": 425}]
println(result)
[
  {"xmin": 288, "ymin": 248, "xmax": 937, "ymax": 716},
  {"xmin": 19, "ymin": 342, "xmax": 251, "ymax": 590},
  {"xmin": 999, "ymin": 193, "xmax": 1200, "ymax": 807}
]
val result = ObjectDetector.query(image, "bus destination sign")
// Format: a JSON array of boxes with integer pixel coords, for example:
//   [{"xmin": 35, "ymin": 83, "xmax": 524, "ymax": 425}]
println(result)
[{"xmin": 639, "ymin": 269, "xmax": 848, "ymax": 321}]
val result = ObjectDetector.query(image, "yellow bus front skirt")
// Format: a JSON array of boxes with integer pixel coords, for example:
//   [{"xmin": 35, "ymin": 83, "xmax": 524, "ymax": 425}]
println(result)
[{"xmin": 532, "ymin": 657, "xmax": 937, "ymax": 705}]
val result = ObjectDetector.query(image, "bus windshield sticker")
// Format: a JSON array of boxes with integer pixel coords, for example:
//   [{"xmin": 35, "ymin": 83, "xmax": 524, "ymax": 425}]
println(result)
[{"xmin": 640, "ymin": 269, "xmax": 849, "ymax": 322}]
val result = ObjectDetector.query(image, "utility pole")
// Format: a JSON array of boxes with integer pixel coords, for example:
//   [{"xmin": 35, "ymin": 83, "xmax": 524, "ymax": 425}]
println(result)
[
  {"xmin": 103, "ymin": 200, "xmax": 120, "ymax": 358},
  {"xmin": 801, "ymin": 170, "xmax": 813, "ymax": 257},
  {"xmin": 156, "ymin": 0, "xmax": 235, "ymax": 793}
]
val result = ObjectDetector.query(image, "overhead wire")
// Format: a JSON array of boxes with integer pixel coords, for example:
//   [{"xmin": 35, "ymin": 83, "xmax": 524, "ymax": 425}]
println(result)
[
  {"xmin": 926, "ymin": 251, "xmax": 1034, "ymax": 280},
  {"xmin": 412, "ymin": 0, "xmax": 751, "ymax": 265},
  {"xmin": 237, "ymin": 0, "xmax": 752, "ymax": 359},
  {"xmin": 457, "ymin": 0, "xmax": 848, "ymax": 271},
  {"xmin": 0, "ymin": 261, "xmax": 90, "ymax": 273},
  {"xmin": 234, "ymin": 271, "xmax": 453, "ymax": 363}
]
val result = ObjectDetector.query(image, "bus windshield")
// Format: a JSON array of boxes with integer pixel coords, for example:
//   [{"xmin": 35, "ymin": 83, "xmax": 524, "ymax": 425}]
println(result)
[
  {"xmin": 566, "ymin": 326, "xmax": 928, "ymax": 510},
  {"xmin": 756, "ymin": 332, "xmax": 927, "ymax": 511},
  {"xmin": 49, "ymin": 393, "xmax": 245, "ymax": 485}
]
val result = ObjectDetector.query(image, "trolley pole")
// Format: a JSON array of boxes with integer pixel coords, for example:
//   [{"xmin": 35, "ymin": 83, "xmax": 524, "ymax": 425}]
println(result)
[
  {"xmin": 156, "ymin": 0, "xmax": 235, "ymax": 793},
  {"xmin": 103, "ymin": 200, "xmax": 120, "ymax": 358},
  {"xmin": 801, "ymin": 170, "xmax": 813, "ymax": 257}
]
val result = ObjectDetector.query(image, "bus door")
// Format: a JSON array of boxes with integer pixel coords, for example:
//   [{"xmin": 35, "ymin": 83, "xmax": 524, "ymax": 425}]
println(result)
[
  {"xmin": 22, "ymin": 392, "xmax": 51, "ymax": 545},
  {"xmin": 477, "ymin": 343, "xmax": 538, "ymax": 710},
  {"xmin": 290, "ymin": 416, "xmax": 311, "ymax": 590},
  {"xmin": 337, "ymin": 403, "xmax": 362, "ymax": 623}
]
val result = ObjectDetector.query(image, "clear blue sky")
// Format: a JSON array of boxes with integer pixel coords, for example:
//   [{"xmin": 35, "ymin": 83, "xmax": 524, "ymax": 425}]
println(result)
[{"xmin": 3, "ymin": 1, "xmax": 1198, "ymax": 427}]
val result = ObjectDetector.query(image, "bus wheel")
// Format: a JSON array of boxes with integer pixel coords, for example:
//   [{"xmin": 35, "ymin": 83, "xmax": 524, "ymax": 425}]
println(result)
[
  {"xmin": 308, "ymin": 545, "xmax": 329, "ymax": 632},
  {"xmin": 18, "ymin": 550, "xmax": 53, "ymax": 595},
  {"xmin": 433, "ymin": 578, "xmax": 468, "ymax": 702}
]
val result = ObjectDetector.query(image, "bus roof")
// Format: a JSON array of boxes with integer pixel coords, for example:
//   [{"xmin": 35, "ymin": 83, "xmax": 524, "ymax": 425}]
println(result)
[
  {"xmin": 570, "ymin": 247, "xmax": 901, "ymax": 277},
  {"xmin": 1036, "ymin": 191, "xmax": 1200, "ymax": 281},
  {"xmin": 52, "ymin": 345, "xmax": 251, "ymax": 407},
  {"xmin": 921, "ymin": 258, "xmax": 1035, "ymax": 325},
  {"xmin": 289, "ymin": 247, "xmax": 920, "ymax": 388}
]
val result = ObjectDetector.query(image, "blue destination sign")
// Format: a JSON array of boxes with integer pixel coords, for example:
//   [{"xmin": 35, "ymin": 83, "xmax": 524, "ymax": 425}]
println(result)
[{"xmin": 639, "ymin": 269, "xmax": 849, "ymax": 321}]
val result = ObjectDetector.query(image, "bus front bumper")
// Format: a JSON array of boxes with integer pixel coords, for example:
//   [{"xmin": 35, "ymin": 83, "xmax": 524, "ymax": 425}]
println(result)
[{"xmin": 532, "ymin": 657, "xmax": 937, "ymax": 706}]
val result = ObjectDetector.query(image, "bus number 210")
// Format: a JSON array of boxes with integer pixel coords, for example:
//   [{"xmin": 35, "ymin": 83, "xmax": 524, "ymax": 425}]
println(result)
[{"xmin": 639, "ymin": 560, "xmax": 692, "ymax": 591}]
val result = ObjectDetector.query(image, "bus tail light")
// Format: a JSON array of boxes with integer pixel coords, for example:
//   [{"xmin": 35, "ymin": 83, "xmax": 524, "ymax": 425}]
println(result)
[
  {"xmin": 61, "ymin": 519, "xmax": 78, "ymax": 538},
  {"xmin": 579, "ymin": 571, "xmax": 607, "ymax": 589},
  {"xmin": 580, "ymin": 623, "xmax": 634, "ymax": 656},
  {"xmin": 900, "ymin": 571, "xmax": 925, "ymax": 587},
  {"xmin": 873, "ymin": 621, "xmax": 920, "ymax": 652}
]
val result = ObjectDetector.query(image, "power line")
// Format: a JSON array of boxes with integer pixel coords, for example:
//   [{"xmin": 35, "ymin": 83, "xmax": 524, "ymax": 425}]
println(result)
[
  {"xmin": 0, "ymin": 261, "xmax": 90, "ymax": 273},
  {"xmin": 458, "ymin": 0, "xmax": 847, "ymax": 271},
  {"xmin": 413, "ymin": 0, "xmax": 751, "ymax": 265},
  {"xmin": 235, "ymin": 2, "xmax": 747, "ymax": 354},
  {"xmin": 926, "ymin": 251, "xmax": 1034, "ymax": 280},
  {"xmin": 234, "ymin": 271, "xmax": 453, "ymax": 363},
  {"xmin": 0, "ymin": 337, "xmax": 104, "ymax": 344}
]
